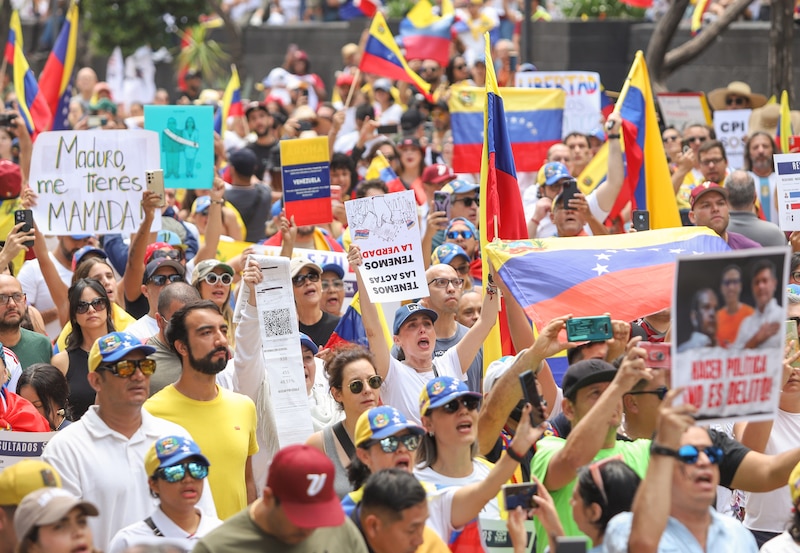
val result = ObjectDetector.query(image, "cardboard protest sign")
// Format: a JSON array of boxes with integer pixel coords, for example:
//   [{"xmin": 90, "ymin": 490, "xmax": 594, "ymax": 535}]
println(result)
[
  {"xmin": 144, "ymin": 105, "xmax": 214, "ymax": 189},
  {"xmin": 515, "ymin": 71, "xmax": 601, "ymax": 137},
  {"xmin": 713, "ymin": 109, "xmax": 750, "ymax": 170},
  {"xmin": 0, "ymin": 432, "xmax": 56, "ymax": 471},
  {"xmin": 29, "ymin": 130, "xmax": 160, "ymax": 235},
  {"xmin": 672, "ymin": 248, "xmax": 789, "ymax": 425},
  {"xmin": 656, "ymin": 92, "xmax": 712, "ymax": 130},
  {"xmin": 281, "ymin": 136, "xmax": 332, "ymax": 226},
  {"xmin": 774, "ymin": 153, "xmax": 800, "ymax": 231},
  {"xmin": 345, "ymin": 190, "xmax": 428, "ymax": 303}
]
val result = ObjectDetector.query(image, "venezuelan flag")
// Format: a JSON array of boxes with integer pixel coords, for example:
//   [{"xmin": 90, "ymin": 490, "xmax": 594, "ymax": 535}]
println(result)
[
  {"xmin": 612, "ymin": 51, "xmax": 681, "ymax": 229},
  {"xmin": 777, "ymin": 90, "xmax": 792, "ymax": 154},
  {"xmin": 214, "ymin": 65, "xmax": 243, "ymax": 136},
  {"xmin": 398, "ymin": 0, "xmax": 453, "ymax": 66},
  {"xmin": 325, "ymin": 292, "xmax": 393, "ymax": 349},
  {"xmin": 360, "ymin": 12, "xmax": 432, "ymax": 101},
  {"xmin": 449, "ymin": 85, "xmax": 564, "ymax": 174},
  {"xmin": 6, "ymin": 11, "xmax": 52, "ymax": 135},
  {"xmin": 38, "ymin": 2, "xmax": 78, "ymax": 130},
  {"xmin": 484, "ymin": 228, "xmax": 730, "ymax": 331}
]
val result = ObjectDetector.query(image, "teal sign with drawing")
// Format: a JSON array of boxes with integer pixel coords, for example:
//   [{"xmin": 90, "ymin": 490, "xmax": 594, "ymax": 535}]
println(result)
[{"xmin": 144, "ymin": 105, "xmax": 214, "ymax": 189}]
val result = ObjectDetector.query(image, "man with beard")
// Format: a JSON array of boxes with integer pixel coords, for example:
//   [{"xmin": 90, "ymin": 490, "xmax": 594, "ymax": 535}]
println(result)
[
  {"xmin": 745, "ymin": 132, "xmax": 779, "ymax": 224},
  {"xmin": 145, "ymin": 300, "xmax": 258, "ymax": 520},
  {"xmin": 18, "ymin": 234, "xmax": 92, "ymax": 339},
  {"xmin": 735, "ymin": 259, "xmax": 783, "ymax": 349},
  {"xmin": 0, "ymin": 275, "xmax": 51, "ymax": 369},
  {"xmin": 244, "ymin": 102, "xmax": 281, "ymax": 187}
]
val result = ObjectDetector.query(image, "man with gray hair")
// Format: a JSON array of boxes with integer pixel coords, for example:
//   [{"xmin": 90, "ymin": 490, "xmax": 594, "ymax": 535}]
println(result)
[{"xmin": 725, "ymin": 170, "xmax": 786, "ymax": 247}]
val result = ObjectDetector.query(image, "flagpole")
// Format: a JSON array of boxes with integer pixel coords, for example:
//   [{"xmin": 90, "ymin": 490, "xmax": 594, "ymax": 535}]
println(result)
[{"xmin": 344, "ymin": 69, "xmax": 360, "ymax": 108}]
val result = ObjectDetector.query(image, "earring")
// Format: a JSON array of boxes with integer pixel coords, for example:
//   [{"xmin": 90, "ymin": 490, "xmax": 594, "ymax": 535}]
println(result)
[{"xmin": 428, "ymin": 432, "xmax": 434, "ymax": 438}]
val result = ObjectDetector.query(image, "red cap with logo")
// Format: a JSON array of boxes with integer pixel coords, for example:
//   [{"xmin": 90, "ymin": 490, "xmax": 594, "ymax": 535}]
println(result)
[
  {"xmin": 690, "ymin": 181, "xmax": 728, "ymax": 208},
  {"xmin": 267, "ymin": 445, "xmax": 344, "ymax": 529}
]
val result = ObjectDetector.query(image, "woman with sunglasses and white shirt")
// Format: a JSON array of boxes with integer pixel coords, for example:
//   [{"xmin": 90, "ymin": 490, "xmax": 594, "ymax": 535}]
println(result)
[
  {"xmin": 108, "ymin": 435, "xmax": 222, "ymax": 553},
  {"xmin": 306, "ymin": 346, "xmax": 383, "ymax": 499},
  {"xmin": 191, "ymin": 260, "xmax": 235, "ymax": 345}
]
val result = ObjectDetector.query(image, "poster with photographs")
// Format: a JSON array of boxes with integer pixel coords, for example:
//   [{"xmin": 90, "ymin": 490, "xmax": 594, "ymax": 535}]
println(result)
[{"xmin": 672, "ymin": 247, "xmax": 790, "ymax": 425}]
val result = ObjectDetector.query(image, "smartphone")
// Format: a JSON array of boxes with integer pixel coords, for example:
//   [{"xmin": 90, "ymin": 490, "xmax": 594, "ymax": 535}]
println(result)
[
  {"xmin": 298, "ymin": 120, "xmax": 314, "ymax": 132},
  {"xmin": 640, "ymin": 341, "xmax": 671, "ymax": 369},
  {"xmin": 502, "ymin": 482, "xmax": 538, "ymax": 511},
  {"xmin": 561, "ymin": 178, "xmax": 579, "ymax": 210},
  {"xmin": 330, "ymin": 185, "xmax": 342, "ymax": 202},
  {"xmin": 376, "ymin": 124, "xmax": 399, "ymax": 136},
  {"xmin": 632, "ymin": 210, "xmax": 650, "ymax": 231},
  {"xmin": 681, "ymin": 139, "xmax": 692, "ymax": 153},
  {"xmin": 787, "ymin": 320, "xmax": 800, "ymax": 368},
  {"xmin": 566, "ymin": 315, "xmax": 613, "ymax": 342},
  {"xmin": 509, "ymin": 53, "xmax": 519, "ymax": 73},
  {"xmin": 433, "ymin": 191, "xmax": 451, "ymax": 220},
  {"xmin": 145, "ymin": 169, "xmax": 166, "ymax": 207},
  {"xmin": 87, "ymin": 115, "xmax": 107, "ymax": 128},
  {"xmin": 14, "ymin": 209, "xmax": 34, "ymax": 248},
  {"xmin": 519, "ymin": 370, "xmax": 546, "ymax": 426},
  {"xmin": 555, "ymin": 537, "xmax": 590, "ymax": 553}
]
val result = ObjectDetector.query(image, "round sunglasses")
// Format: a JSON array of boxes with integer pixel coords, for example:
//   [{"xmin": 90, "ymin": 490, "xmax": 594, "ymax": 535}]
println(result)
[
  {"xmin": 203, "ymin": 273, "xmax": 233, "ymax": 286},
  {"xmin": 347, "ymin": 375, "xmax": 383, "ymax": 394},
  {"xmin": 155, "ymin": 461, "xmax": 209, "ymax": 483}
]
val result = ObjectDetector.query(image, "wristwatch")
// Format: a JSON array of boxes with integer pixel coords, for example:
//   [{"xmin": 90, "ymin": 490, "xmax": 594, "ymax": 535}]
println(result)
[{"xmin": 650, "ymin": 442, "xmax": 680, "ymax": 458}]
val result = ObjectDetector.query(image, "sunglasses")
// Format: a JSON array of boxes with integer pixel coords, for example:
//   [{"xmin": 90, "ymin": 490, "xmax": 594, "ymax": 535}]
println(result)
[
  {"xmin": 151, "ymin": 249, "xmax": 183, "ymax": 262},
  {"xmin": 725, "ymin": 96, "xmax": 748, "ymax": 106},
  {"xmin": 347, "ymin": 375, "xmax": 383, "ymax": 394},
  {"xmin": 76, "ymin": 297, "xmax": 109, "ymax": 314},
  {"xmin": 368, "ymin": 434, "xmax": 422, "ymax": 453},
  {"xmin": 673, "ymin": 445, "xmax": 724, "ymax": 465},
  {"xmin": 440, "ymin": 396, "xmax": 480, "ymax": 414},
  {"xmin": 454, "ymin": 64, "xmax": 467, "ymax": 70},
  {"xmin": 663, "ymin": 135, "xmax": 680, "ymax": 142},
  {"xmin": 452, "ymin": 264, "xmax": 470, "ymax": 276},
  {"xmin": 97, "ymin": 358, "xmax": 157, "ymax": 378},
  {"xmin": 384, "ymin": 154, "xmax": 398, "ymax": 162},
  {"xmin": 292, "ymin": 273, "xmax": 320, "ymax": 287},
  {"xmin": 149, "ymin": 274, "xmax": 184, "ymax": 287},
  {"xmin": 453, "ymin": 197, "xmax": 479, "ymax": 207},
  {"xmin": 155, "ymin": 461, "xmax": 209, "ymax": 483},
  {"xmin": 685, "ymin": 136, "xmax": 707, "ymax": 144},
  {"xmin": 588, "ymin": 454, "xmax": 623, "ymax": 506},
  {"xmin": 204, "ymin": 273, "xmax": 233, "ymax": 286},
  {"xmin": 626, "ymin": 386, "xmax": 669, "ymax": 401},
  {"xmin": 428, "ymin": 277, "xmax": 465, "ymax": 289},
  {"xmin": 446, "ymin": 230, "xmax": 475, "ymax": 240}
]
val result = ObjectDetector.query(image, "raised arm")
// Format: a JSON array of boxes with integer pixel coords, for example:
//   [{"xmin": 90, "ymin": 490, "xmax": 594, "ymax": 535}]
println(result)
[
  {"xmin": 278, "ymin": 211, "xmax": 297, "ymax": 259},
  {"xmin": 454, "ymin": 277, "xmax": 501, "ymax": 373},
  {"xmin": 123, "ymin": 191, "xmax": 160, "ymax": 302},
  {"xmin": 193, "ymin": 178, "xmax": 226, "ymax": 263},
  {"xmin": 594, "ymin": 113, "xmax": 623, "ymax": 213},
  {"xmin": 348, "ymin": 245, "xmax": 390, "ymax": 380}
]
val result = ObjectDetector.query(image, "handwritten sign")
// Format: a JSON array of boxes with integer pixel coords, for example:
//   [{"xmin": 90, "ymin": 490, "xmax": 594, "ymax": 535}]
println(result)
[
  {"xmin": 515, "ymin": 71, "xmax": 601, "ymax": 137},
  {"xmin": 345, "ymin": 190, "xmax": 428, "ymax": 303},
  {"xmin": 713, "ymin": 109, "xmax": 750, "ymax": 170},
  {"xmin": 656, "ymin": 92, "xmax": 712, "ymax": 130},
  {"xmin": 144, "ymin": 105, "xmax": 214, "ymax": 189},
  {"xmin": 281, "ymin": 136, "xmax": 331, "ymax": 226},
  {"xmin": 29, "ymin": 130, "xmax": 160, "ymax": 235},
  {"xmin": 672, "ymin": 248, "xmax": 789, "ymax": 425},
  {"xmin": 0, "ymin": 431, "xmax": 57, "ymax": 472},
  {"xmin": 775, "ymin": 153, "xmax": 800, "ymax": 231}
]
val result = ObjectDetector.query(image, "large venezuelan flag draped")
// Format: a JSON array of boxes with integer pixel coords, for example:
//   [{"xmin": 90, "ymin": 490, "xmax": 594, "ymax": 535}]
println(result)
[
  {"xmin": 325, "ymin": 292, "xmax": 393, "ymax": 349},
  {"xmin": 485, "ymin": 228, "xmax": 730, "ymax": 331},
  {"xmin": 360, "ymin": 12, "xmax": 432, "ymax": 101},
  {"xmin": 38, "ymin": 2, "xmax": 78, "ymax": 130},
  {"xmin": 5, "ymin": 11, "xmax": 52, "ymax": 135},
  {"xmin": 398, "ymin": 0, "xmax": 454, "ymax": 66},
  {"xmin": 214, "ymin": 66, "xmax": 243, "ymax": 136},
  {"xmin": 777, "ymin": 90, "xmax": 793, "ymax": 154},
  {"xmin": 610, "ymin": 51, "xmax": 680, "ymax": 229},
  {"xmin": 449, "ymin": 85, "xmax": 564, "ymax": 174}
]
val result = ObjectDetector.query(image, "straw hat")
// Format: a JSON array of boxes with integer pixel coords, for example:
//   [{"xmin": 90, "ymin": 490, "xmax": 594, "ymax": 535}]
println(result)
[
  {"xmin": 707, "ymin": 81, "xmax": 767, "ymax": 111},
  {"xmin": 749, "ymin": 103, "xmax": 800, "ymax": 136}
]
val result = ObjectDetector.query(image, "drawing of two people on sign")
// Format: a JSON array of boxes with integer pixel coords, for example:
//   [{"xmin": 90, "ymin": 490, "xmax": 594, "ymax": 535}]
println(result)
[
  {"xmin": 348, "ymin": 191, "xmax": 417, "ymax": 242},
  {"xmin": 162, "ymin": 116, "xmax": 200, "ymax": 179}
]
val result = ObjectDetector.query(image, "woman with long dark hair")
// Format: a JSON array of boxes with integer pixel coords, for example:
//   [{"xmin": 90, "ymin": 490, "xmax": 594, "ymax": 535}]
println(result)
[
  {"xmin": 51, "ymin": 279, "xmax": 115, "ymax": 419},
  {"xmin": 17, "ymin": 363, "xmax": 73, "ymax": 430}
]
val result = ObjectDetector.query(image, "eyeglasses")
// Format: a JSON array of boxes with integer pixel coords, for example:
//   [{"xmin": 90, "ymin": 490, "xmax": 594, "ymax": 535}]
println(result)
[
  {"xmin": 588, "ymin": 454, "xmax": 623, "ymax": 506},
  {"xmin": 452, "ymin": 264, "xmax": 470, "ymax": 276},
  {"xmin": 368, "ymin": 434, "xmax": 422, "ymax": 453},
  {"xmin": 347, "ymin": 375, "xmax": 383, "ymax": 394},
  {"xmin": 292, "ymin": 273, "xmax": 320, "ymax": 287},
  {"xmin": 428, "ymin": 277, "xmax": 465, "ymax": 288},
  {"xmin": 626, "ymin": 386, "xmax": 669, "ymax": 400},
  {"xmin": 440, "ymin": 396, "xmax": 480, "ymax": 414},
  {"xmin": 97, "ymin": 358, "xmax": 157, "ymax": 378},
  {"xmin": 685, "ymin": 136, "xmax": 707, "ymax": 144},
  {"xmin": 155, "ymin": 461, "xmax": 209, "ymax": 483},
  {"xmin": 791, "ymin": 271, "xmax": 800, "ymax": 282},
  {"xmin": 454, "ymin": 64, "xmax": 467, "ymax": 70},
  {"xmin": 322, "ymin": 279, "xmax": 344, "ymax": 290},
  {"xmin": 151, "ymin": 249, "xmax": 183, "ymax": 262},
  {"xmin": 699, "ymin": 157, "xmax": 724, "ymax": 166},
  {"xmin": 204, "ymin": 273, "xmax": 233, "ymax": 286},
  {"xmin": 663, "ymin": 135, "xmax": 680, "ymax": 142},
  {"xmin": 446, "ymin": 230, "xmax": 475, "ymax": 240},
  {"xmin": 149, "ymin": 274, "xmax": 184, "ymax": 287},
  {"xmin": 76, "ymin": 297, "xmax": 109, "ymax": 314},
  {"xmin": 721, "ymin": 278, "xmax": 741, "ymax": 286},
  {"xmin": 0, "ymin": 292, "xmax": 25, "ymax": 304},
  {"xmin": 384, "ymin": 155, "xmax": 398, "ymax": 162},
  {"xmin": 670, "ymin": 445, "xmax": 725, "ymax": 465},
  {"xmin": 725, "ymin": 96, "xmax": 748, "ymax": 107},
  {"xmin": 452, "ymin": 197, "xmax": 479, "ymax": 207}
]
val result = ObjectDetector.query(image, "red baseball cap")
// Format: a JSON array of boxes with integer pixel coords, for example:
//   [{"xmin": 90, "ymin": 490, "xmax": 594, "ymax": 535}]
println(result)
[
  {"xmin": 0, "ymin": 160, "xmax": 22, "ymax": 200},
  {"xmin": 144, "ymin": 242, "xmax": 174, "ymax": 264},
  {"xmin": 267, "ymin": 445, "xmax": 343, "ymax": 529},
  {"xmin": 690, "ymin": 181, "xmax": 728, "ymax": 209},
  {"xmin": 421, "ymin": 164, "xmax": 456, "ymax": 186}
]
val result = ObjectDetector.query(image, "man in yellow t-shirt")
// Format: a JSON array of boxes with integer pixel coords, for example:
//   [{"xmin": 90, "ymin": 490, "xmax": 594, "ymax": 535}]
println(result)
[{"xmin": 144, "ymin": 301, "xmax": 258, "ymax": 519}]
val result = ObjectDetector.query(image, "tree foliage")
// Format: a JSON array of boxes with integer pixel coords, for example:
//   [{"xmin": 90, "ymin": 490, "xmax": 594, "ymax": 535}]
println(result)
[{"xmin": 81, "ymin": 0, "xmax": 210, "ymax": 57}]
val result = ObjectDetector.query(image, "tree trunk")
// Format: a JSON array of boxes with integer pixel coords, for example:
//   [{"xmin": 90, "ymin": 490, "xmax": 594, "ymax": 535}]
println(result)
[
  {"xmin": 208, "ymin": 0, "xmax": 244, "ymax": 78},
  {"xmin": 768, "ymin": 0, "xmax": 793, "ymax": 103},
  {"xmin": 646, "ymin": 0, "xmax": 691, "ymax": 90}
]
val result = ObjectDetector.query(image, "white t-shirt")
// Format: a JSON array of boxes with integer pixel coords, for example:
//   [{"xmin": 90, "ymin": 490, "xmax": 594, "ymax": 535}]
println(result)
[
  {"xmin": 523, "ymin": 187, "xmax": 609, "ymax": 238},
  {"xmin": 17, "ymin": 253, "xmax": 73, "ymax": 339},
  {"xmin": 108, "ymin": 506, "xmax": 222, "ymax": 553},
  {"xmin": 416, "ymin": 459, "xmax": 500, "ymax": 518},
  {"xmin": 126, "ymin": 315, "xmax": 159, "ymax": 341},
  {"xmin": 382, "ymin": 347, "xmax": 464, "ymax": 424},
  {"xmin": 760, "ymin": 531, "xmax": 800, "ymax": 553}
]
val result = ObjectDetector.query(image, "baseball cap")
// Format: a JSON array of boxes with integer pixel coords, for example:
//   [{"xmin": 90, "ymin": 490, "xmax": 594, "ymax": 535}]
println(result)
[
  {"xmin": 543, "ymin": 162, "xmax": 572, "ymax": 186},
  {"xmin": 431, "ymin": 243, "xmax": 470, "ymax": 266},
  {"xmin": 483, "ymin": 350, "xmax": 527, "ymax": 395},
  {"xmin": 589, "ymin": 128, "xmax": 606, "ymax": 143},
  {"xmin": 419, "ymin": 376, "xmax": 482, "ymax": 416},
  {"xmin": 397, "ymin": 137, "xmax": 422, "ymax": 151},
  {"xmin": 561, "ymin": 358, "xmax": 617, "ymax": 400},
  {"xmin": 290, "ymin": 256, "xmax": 322, "ymax": 279},
  {"xmin": 373, "ymin": 78, "xmax": 392, "ymax": 92},
  {"xmin": 336, "ymin": 72, "xmax": 355, "ymax": 87},
  {"xmin": 14, "ymin": 488, "xmax": 99, "ymax": 546},
  {"xmin": 144, "ymin": 242, "xmax": 174, "ymax": 264},
  {"xmin": 401, "ymin": 109, "xmax": 424, "ymax": 132},
  {"xmin": 71, "ymin": 245, "xmax": 107, "ymax": 272},
  {"xmin": 321, "ymin": 263, "xmax": 345, "ymax": 279},
  {"xmin": 393, "ymin": 303, "xmax": 438, "ymax": 335},
  {"xmin": 192, "ymin": 259, "xmax": 234, "ymax": 285},
  {"xmin": 690, "ymin": 181, "xmax": 728, "ymax": 209},
  {"xmin": 69, "ymin": 234, "xmax": 93, "ymax": 240},
  {"xmin": 88, "ymin": 331, "xmax": 157, "ymax": 372},
  {"xmin": 156, "ymin": 230, "xmax": 187, "ymax": 250},
  {"xmin": 267, "ymin": 445, "xmax": 344, "ymax": 529},
  {"xmin": 143, "ymin": 258, "xmax": 185, "ymax": 284},
  {"xmin": 245, "ymin": 101, "xmax": 269, "ymax": 117},
  {"xmin": 192, "ymin": 195, "xmax": 212, "ymax": 215},
  {"xmin": 299, "ymin": 332, "xmax": 318, "ymax": 355},
  {"xmin": 442, "ymin": 179, "xmax": 479, "ymax": 195},
  {"xmin": 421, "ymin": 164, "xmax": 456, "ymax": 186},
  {"xmin": 229, "ymin": 148, "xmax": 258, "ymax": 178},
  {"xmin": 446, "ymin": 217, "xmax": 478, "ymax": 237},
  {"xmin": 144, "ymin": 435, "xmax": 210, "ymax": 477},
  {"xmin": 0, "ymin": 460, "xmax": 62, "ymax": 506},
  {"xmin": 355, "ymin": 406, "xmax": 425, "ymax": 447},
  {"xmin": 0, "ymin": 160, "xmax": 22, "ymax": 199}
]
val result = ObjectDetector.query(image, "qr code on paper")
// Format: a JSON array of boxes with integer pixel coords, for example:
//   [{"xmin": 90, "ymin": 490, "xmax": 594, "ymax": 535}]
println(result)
[{"xmin": 262, "ymin": 308, "xmax": 292, "ymax": 337}]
